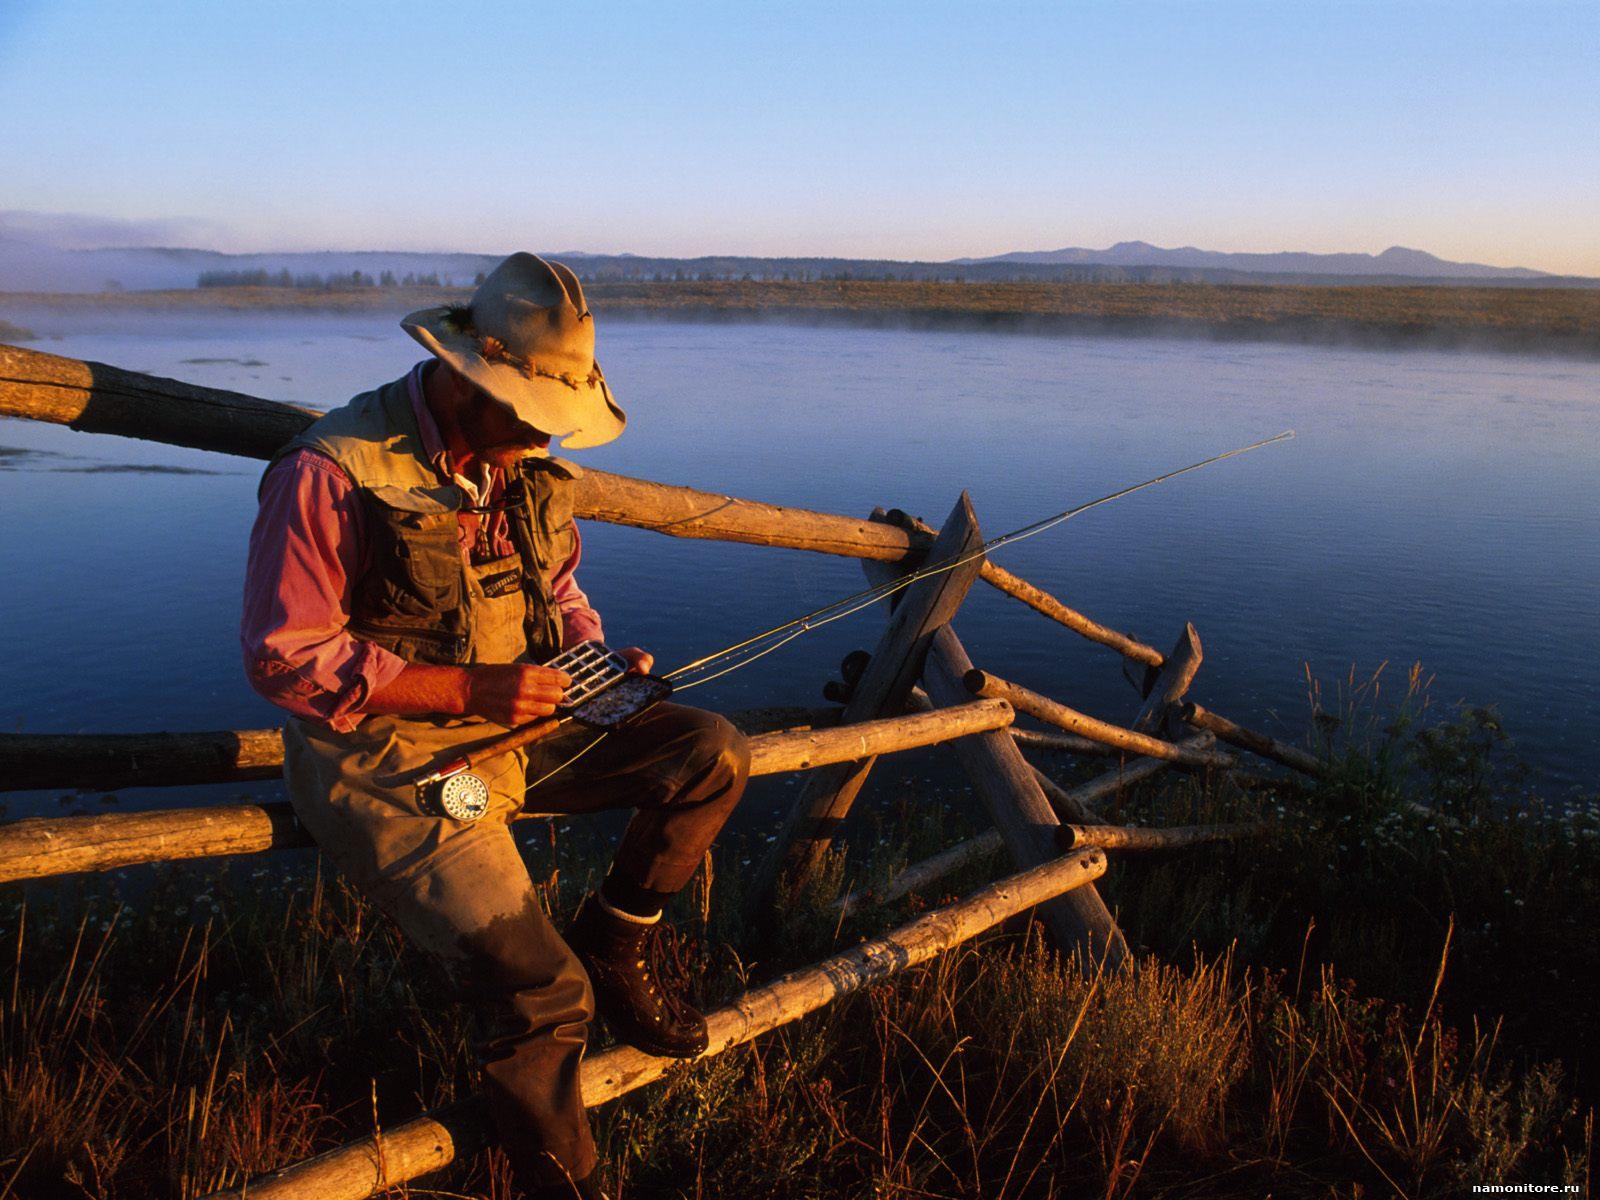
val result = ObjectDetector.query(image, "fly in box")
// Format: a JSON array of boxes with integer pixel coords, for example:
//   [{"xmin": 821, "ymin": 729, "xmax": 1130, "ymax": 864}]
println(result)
[{"xmin": 546, "ymin": 639, "xmax": 673, "ymax": 730}]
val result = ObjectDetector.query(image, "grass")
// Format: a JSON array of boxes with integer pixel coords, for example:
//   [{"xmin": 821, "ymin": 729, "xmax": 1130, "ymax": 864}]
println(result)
[
  {"xmin": 1, "ymin": 676, "xmax": 1596, "ymax": 1198},
  {"xmin": 4, "ymin": 279, "xmax": 1597, "ymax": 357}
]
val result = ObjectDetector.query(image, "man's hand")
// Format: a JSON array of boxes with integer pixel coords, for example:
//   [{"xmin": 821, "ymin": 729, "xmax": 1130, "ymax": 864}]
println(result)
[
  {"xmin": 462, "ymin": 663, "xmax": 571, "ymax": 726},
  {"xmin": 618, "ymin": 646, "xmax": 654, "ymax": 675}
]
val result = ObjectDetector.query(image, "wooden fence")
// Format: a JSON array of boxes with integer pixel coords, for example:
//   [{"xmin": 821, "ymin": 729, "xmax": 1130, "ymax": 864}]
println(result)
[{"xmin": 0, "ymin": 343, "xmax": 1321, "ymax": 1199}]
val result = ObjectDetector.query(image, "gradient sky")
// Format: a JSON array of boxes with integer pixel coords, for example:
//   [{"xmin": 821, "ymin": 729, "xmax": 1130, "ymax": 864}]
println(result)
[{"xmin": 2, "ymin": 1, "xmax": 1596, "ymax": 273}]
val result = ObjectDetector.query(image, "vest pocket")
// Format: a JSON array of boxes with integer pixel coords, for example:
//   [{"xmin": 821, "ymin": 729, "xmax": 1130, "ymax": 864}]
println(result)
[{"xmin": 359, "ymin": 489, "xmax": 465, "ymax": 621}]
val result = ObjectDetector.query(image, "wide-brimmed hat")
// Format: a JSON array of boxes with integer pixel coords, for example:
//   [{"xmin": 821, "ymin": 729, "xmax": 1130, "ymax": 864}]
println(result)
[{"xmin": 401, "ymin": 252, "xmax": 625, "ymax": 449}]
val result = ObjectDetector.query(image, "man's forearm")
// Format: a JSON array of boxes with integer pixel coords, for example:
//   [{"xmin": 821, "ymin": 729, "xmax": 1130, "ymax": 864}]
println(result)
[
  {"xmin": 365, "ymin": 662, "xmax": 470, "ymax": 717},
  {"xmin": 366, "ymin": 661, "xmax": 571, "ymax": 727}
]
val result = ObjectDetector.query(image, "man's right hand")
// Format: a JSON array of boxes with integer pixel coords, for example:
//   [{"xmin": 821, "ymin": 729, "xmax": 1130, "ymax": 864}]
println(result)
[{"xmin": 460, "ymin": 663, "xmax": 571, "ymax": 726}]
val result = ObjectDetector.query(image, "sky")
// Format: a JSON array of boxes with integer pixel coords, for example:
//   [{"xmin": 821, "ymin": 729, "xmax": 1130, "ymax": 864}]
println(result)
[{"xmin": 2, "ymin": 1, "xmax": 1597, "ymax": 274}]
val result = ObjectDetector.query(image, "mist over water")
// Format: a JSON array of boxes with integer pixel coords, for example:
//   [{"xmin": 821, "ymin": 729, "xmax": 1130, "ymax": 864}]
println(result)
[{"xmin": 1, "ymin": 312, "xmax": 1595, "ymax": 821}]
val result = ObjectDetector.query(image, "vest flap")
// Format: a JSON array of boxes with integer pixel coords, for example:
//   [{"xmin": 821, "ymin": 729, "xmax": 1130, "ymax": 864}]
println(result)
[
  {"xmin": 523, "ymin": 455, "xmax": 584, "ymax": 481},
  {"xmin": 365, "ymin": 483, "xmax": 462, "ymax": 514}
]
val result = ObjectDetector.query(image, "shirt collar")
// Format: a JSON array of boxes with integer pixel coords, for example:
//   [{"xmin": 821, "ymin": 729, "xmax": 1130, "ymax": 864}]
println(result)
[
  {"xmin": 407, "ymin": 360, "xmax": 496, "ymax": 505},
  {"xmin": 407, "ymin": 361, "xmax": 451, "ymax": 475}
]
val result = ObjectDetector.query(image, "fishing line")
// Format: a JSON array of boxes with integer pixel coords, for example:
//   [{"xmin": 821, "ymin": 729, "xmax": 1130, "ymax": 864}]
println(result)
[
  {"xmin": 520, "ymin": 720, "xmax": 612, "ymax": 797},
  {"xmin": 521, "ymin": 429, "xmax": 1293, "ymax": 790},
  {"xmin": 664, "ymin": 430, "xmax": 1293, "ymax": 692}
]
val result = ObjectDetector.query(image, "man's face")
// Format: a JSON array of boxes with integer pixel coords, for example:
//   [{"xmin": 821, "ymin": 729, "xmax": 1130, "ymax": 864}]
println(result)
[{"xmin": 453, "ymin": 375, "xmax": 553, "ymax": 470}]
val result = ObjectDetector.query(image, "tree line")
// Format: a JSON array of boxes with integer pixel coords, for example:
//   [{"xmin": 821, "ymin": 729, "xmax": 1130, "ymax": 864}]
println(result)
[{"xmin": 197, "ymin": 269, "xmax": 489, "ymax": 289}]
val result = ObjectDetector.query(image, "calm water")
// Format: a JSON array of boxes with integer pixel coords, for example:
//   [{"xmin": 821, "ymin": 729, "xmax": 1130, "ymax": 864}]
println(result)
[{"xmin": 1, "ymin": 312, "xmax": 1595, "ymax": 821}]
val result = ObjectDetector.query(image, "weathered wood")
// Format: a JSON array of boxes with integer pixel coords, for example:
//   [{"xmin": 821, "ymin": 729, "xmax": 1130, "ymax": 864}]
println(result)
[
  {"xmin": 0, "ymin": 707, "xmax": 844, "ymax": 793},
  {"xmin": 981, "ymin": 559, "xmax": 1165, "ymax": 668},
  {"xmin": 839, "ymin": 791, "xmax": 1253, "ymax": 916},
  {"xmin": 761, "ymin": 494, "xmax": 989, "ymax": 893},
  {"xmin": 966, "ymin": 671, "xmax": 1229, "ymax": 768},
  {"xmin": 903, "ymin": 687, "xmax": 1104, "ymax": 823},
  {"xmin": 0, "ymin": 704, "xmax": 1012, "ymax": 884},
  {"xmin": 746, "ymin": 699, "xmax": 1013, "ymax": 775},
  {"xmin": 0, "ymin": 803, "xmax": 307, "ymax": 884},
  {"xmin": 1181, "ymin": 701, "xmax": 1325, "ymax": 777},
  {"xmin": 1132, "ymin": 623, "xmax": 1204, "ymax": 734},
  {"xmin": 0, "ymin": 728, "xmax": 286, "ymax": 791},
  {"xmin": 0, "ymin": 345, "xmax": 1175, "ymax": 662},
  {"xmin": 924, "ymin": 626, "xmax": 1129, "ymax": 966},
  {"xmin": 885, "ymin": 510, "xmax": 1165, "ymax": 668},
  {"xmin": 203, "ymin": 847, "xmax": 1110, "ymax": 1200},
  {"xmin": 1058, "ymin": 821, "xmax": 1268, "ymax": 852},
  {"xmin": 1009, "ymin": 726, "xmax": 1118, "ymax": 757},
  {"xmin": 0, "ymin": 343, "xmax": 321, "ymax": 458},
  {"xmin": 836, "ymin": 733, "xmax": 1217, "ymax": 915}
]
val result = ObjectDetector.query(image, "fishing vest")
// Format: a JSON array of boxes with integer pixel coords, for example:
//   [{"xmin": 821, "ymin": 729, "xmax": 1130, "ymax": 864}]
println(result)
[{"xmin": 270, "ymin": 373, "xmax": 582, "ymax": 668}]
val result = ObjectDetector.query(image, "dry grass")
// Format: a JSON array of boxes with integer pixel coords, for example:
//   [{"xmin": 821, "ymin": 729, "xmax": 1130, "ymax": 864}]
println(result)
[{"xmin": 1, "ymin": 689, "xmax": 1596, "ymax": 1197}]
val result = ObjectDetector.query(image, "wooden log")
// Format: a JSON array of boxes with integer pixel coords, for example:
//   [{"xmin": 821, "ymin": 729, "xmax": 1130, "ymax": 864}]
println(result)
[
  {"xmin": 0, "ymin": 344, "xmax": 1169, "ymax": 661},
  {"xmin": 965, "ymin": 671, "xmax": 1229, "ymax": 769},
  {"xmin": 0, "ymin": 343, "xmax": 321, "ymax": 458},
  {"xmin": 1009, "ymin": 726, "xmax": 1117, "ymax": 757},
  {"xmin": 885, "ymin": 510, "xmax": 1165, "ymax": 668},
  {"xmin": 0, "ymin": 703, "xmax": 1014, "ymax": 884},
  {"xmin": 746, "ymin": 699, "xmax": 1013, "ymax": 776},
  {"xmin": 760, "ymin": 494, "xmax": 989, "ymax": 893},
  {"xmin": 1132, "ymin": 623, "xmax": 1203, "ymax": 734},
  {"xmin": 838, "ymin": 787, "xmax": 1251, "ymax": 916},
  {"xmin": 0, "ymin": 728, "xmax": 286, "ymax": 791},
  {"xmin": 0, "ymin": 803, "xmax": 307, "ymax": 884},
  {"xmin": 1180, "ymin": 701, "xmax": 1325, "ymax": 777},
  {"xmin": 980, "ymin": 560, "xmax": 1165, "ymax": 668},
  {"xmin": 924, "ymin": 626, "xmax": 1128, "ymax": 966},
  {"xmin": 903, "ymin": 687, "xmax": 1104, "ymax": 823},
  {"xmin": 910, "ymin": 684, "xmax": 1112, "ymax": 758},
  {"xmin": 0, "ymin": 707, "xmax": 845, "ymax": 793},
  {"xmin": 1057, "ymin": 821, "xmax": 1268, "ymax": 852},
  {"xmin": 202, "ymin": 847, "xmax": 1110, "ymax": 1200}
]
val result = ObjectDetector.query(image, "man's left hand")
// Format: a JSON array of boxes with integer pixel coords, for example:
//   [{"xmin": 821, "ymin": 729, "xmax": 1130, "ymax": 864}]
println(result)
[{"xmin": 619, "ymin": 646, "xmax": 654, "ymax": 675}]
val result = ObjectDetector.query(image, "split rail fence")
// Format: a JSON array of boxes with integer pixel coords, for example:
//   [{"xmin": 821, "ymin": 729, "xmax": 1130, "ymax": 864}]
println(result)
[{"xmin": 0, "ymin": 344, "xmax": 1323, "ymax": 1199}]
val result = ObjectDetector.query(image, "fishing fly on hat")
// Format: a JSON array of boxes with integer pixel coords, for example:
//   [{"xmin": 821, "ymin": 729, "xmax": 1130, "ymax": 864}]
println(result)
[{"xmin": 401, "ymin": 252, "xmax": 626, "ymax": 449}]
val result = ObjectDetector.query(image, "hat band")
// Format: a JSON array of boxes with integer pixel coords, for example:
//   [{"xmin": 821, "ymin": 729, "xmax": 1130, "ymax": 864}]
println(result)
[{"xmin": 475, "ymin": 333, "xmax": 602, "ymax": 391}]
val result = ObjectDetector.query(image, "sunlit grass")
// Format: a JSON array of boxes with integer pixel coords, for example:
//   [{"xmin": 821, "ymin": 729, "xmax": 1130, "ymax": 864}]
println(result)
[{"xmin": 1, "ymin": 684, "xmax": 1596, "ymax": 1197}]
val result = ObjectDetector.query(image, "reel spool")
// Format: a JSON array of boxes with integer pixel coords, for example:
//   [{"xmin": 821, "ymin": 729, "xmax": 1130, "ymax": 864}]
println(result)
[{"xmin": 424, "ymin": 764, "xmax": 492, "ymax": 822}]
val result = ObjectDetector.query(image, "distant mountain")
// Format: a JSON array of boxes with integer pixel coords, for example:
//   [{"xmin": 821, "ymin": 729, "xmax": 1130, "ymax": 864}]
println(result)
[
  {"xmin": 956, "ymin": 240, "xmax": 1551, "ymax": 280},
  {"xmin": 2, "ymin": 238, "xmax": 1592, "ymax": 294}
]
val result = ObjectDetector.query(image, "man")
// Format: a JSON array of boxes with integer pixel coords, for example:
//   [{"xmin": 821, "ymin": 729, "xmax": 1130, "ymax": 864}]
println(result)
[{"xmin": 241, "ymin": 252, "xmax": 750, "ymax": 1199}]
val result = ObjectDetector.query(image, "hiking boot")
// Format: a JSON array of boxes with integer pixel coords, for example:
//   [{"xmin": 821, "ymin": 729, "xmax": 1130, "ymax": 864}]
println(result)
[{"xmin": 565, "ymin": 895, "xmax": 709, "ymax": 1059}]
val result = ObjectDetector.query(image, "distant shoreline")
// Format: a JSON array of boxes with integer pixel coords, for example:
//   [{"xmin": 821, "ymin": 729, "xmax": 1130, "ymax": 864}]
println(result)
[{"xmin": 5, "ymin": 279, "xmax": 1597, "ymax": 359}]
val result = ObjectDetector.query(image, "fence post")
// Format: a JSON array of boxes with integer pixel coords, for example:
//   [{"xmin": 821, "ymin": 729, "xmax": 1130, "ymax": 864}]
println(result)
[
  {"xmin": 923, "ymin": 625, "xmax": 1130, "ymax": 967},
  {"xmin": 756, "ymin": 492, "xmax": 988, "ymax": 900},
  {"xmin": 1132, "ymin": 623, "xmax": 1203, "ymax": 734}
]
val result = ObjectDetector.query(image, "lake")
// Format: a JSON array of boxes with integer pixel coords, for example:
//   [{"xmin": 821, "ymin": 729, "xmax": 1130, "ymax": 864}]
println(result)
[{"xmin": 1, "ymin": 312, "xmax": 1595, "ymax": 825}]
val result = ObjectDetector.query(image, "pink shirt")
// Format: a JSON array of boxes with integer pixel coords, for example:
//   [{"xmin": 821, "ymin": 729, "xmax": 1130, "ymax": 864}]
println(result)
[{"xmin": 241, "ymin": 363, "xmax": 604, "ymax": 731}]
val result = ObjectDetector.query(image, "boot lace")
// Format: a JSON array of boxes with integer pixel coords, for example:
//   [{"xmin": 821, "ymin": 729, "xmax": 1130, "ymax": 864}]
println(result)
[{"xmin": 639, "ymin": 921, "xmax": 703, "ymax": 1019}]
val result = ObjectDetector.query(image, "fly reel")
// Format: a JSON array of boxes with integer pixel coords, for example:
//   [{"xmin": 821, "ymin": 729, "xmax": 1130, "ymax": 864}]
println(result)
[{"xmin": 423, "ymin": 763, "xmax": 492, "ymax": 822}]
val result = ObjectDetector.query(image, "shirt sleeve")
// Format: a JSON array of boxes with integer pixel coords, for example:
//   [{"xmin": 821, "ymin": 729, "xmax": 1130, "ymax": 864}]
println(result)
[
  {"xmin": 240, "ymin": 449, "xmax": 409, "ymax": 731},
  {"xmin": 551, "ymin": 523, "xmax": 605, "ymax": 647}
]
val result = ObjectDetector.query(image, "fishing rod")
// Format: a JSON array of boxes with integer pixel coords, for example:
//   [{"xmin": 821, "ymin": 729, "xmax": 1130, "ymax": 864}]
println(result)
[
  {"xmin": 415, "ymin": 430, "xmax": 1294, "ymax": 818},
  {"xmin": 663, "ymin": 429, "xmax": 1294, "ymax": 690}
]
